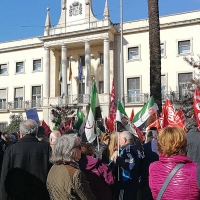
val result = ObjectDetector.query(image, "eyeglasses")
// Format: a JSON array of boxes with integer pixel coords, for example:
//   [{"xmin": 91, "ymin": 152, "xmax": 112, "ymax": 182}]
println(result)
[{"xmin": 73, "ymin": 144, "xmax": 81, "ymax": 150}]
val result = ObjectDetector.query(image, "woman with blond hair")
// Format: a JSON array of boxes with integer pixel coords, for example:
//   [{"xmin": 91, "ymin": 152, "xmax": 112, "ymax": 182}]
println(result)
[{"xmin": 149, "ymin": 126, "xmax": 200, "ymax": 200}]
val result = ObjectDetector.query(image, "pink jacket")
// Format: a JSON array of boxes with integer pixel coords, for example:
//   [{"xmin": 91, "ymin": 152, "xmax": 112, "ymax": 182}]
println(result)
[{"xmin": 149, "ymin": 155, "xmax": 200, "ymax": 200}]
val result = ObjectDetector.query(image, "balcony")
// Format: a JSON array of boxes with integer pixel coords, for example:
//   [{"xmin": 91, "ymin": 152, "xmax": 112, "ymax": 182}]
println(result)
[
  {"xmin": 57, "ymin": 94, "xmax": 90, "ymax": 106},
  {"xmin": 0, "ymin": 100, "xmax": 43, "ymax": 111},
  {"xmin": 125, "ymin": 93, "xmax": 149, "ymax": 104}
]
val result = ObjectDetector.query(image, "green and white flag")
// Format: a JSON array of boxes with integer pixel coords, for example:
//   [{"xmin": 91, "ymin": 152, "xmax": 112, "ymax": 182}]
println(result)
[
  {"xmin": 90, "ymin": 79, "xmax": 102, "ymax": 120},
  {"xmin": 116, "ymin": 100, "xmax": 136, "ymax": 135},
  {"xmin": 85, "ymin": 79, "xmax": 102, "ymax": 143},
  {"xmin": 75, "ymin": 108, "xmax": 84, "ymax": 130},
  {"xmin": 132, "ymin": 96, "xmax": 159, "ymax": 129},
  {"xmin": 85, "ymin": 107, "xmax": 95, "ymax": 143}
]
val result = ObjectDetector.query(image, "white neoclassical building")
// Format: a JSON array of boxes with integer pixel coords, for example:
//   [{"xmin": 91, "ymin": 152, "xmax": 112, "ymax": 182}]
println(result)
[{"xmin": 0, "ymin": 0, "xmax": 199, "ymax": 129}]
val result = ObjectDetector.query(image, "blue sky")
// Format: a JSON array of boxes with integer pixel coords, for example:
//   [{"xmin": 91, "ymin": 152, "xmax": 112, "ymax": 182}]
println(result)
[{"xmin": 0, "ymin": 0, "xmax": 200, "ymax": 42}]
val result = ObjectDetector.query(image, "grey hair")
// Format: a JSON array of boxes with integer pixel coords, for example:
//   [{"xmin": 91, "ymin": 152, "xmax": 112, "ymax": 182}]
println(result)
[
  {"xmin": 50, "ymin": 134, "xmax": 81, "ymax": 164},
  {"xmin": 121, "ymin": 131, "xmax": 134, "ymax": 142},
  {"xmin": 20, "ymin": 119, "xmax": 38, "ymax": 136}
]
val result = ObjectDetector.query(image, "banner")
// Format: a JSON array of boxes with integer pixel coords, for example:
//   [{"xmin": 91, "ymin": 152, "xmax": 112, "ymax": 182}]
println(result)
[{"xmin": 26, "ymin": 108, "xmax": 40, "ymax": 125}]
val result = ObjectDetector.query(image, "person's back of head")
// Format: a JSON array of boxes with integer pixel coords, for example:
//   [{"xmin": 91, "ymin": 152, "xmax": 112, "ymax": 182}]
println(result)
[
  {"xmin": 37, "ymin": 126, "xmax": 45, "ymax": 136},
  {"xmin": 37, "ymin": 126, "xmax": 45, "ymax": 141},
  {"xmin": 20, "ymin": 119, "xmax": 38, "ymax": 137},
  {"xmin": 50, "ymin": 131, "xmax": 61, "ymax": 146},
  {"xmin": 81, "ymin": 143, "xmax": 95, "ymax": 157},
  {"xmin": 2, "ymin": 132, "xmax": 10, "ymax": 142},
  {"xmin": 64, "ymin": 129, "xmax": 75, "ymax": 135}
]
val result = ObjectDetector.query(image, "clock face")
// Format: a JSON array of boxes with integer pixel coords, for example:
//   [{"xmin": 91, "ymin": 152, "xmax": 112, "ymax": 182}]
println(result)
[{"xmin": 67, "ymin": 0, "xmax": 85, "ymax": 23}]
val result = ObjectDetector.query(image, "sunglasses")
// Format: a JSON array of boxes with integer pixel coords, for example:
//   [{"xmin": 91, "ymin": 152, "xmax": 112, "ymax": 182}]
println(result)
[{"xmin": 73, "ymin": 144, "xmax": 81, "ymax": 150}]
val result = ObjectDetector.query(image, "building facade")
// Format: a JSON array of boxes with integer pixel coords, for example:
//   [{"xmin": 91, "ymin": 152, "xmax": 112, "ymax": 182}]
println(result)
[{"xmin": 0, "ymin": 0, "xmax": 199, "ymax": 129}]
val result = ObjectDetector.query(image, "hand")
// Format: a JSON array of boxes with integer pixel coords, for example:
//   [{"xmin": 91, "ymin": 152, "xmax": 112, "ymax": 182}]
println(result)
[{"xmin": 110, "ymin": 151, "xmax": 118, "ymax": 162}]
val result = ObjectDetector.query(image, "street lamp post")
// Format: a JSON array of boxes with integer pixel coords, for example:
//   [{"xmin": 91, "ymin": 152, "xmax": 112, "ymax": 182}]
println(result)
[{"xmin": 120, "ymin": 0, "xmax": 125, "ymax": 107}]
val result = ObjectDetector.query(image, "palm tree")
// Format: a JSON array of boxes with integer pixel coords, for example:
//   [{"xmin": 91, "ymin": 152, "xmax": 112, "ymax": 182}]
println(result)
[{"xmin": 148, "ymin": 0, "xmax": 162, "ymax": 111}]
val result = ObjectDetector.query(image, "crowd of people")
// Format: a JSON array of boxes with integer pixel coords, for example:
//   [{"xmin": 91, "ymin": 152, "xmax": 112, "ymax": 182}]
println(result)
[{"xmin": 0, "ymin": 119, "xmax": 200, "ymax": 200}]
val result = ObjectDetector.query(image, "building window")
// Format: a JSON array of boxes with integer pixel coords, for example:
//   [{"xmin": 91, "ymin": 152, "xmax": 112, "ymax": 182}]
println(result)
[
  {"xmin": 33, "ymin": 59, "xmax": 41, "ymax": 71},
  {"xmin": 0, "ymin": 122, "xmax": 7, "ymax": 131},
  {"xmin": 79, "ymin": 56, "xmax": 85, "ymax": 67},
  {"xmin": 99, "ymin": 81, "xmax": 104, "ymax": 94},
  {"xmin": 100, "ymin": 53, "xmax": 104, "ymax": 65},
  {"xmin": 178, "ymin": 73, "xmax": 192, "ymax": 97},
  {"xmin": 128, "ymin": 47, "xmax": 139, "ymax": 60},
  {"xmin": 127, "ymin": 78, "xmax": 140, "ymax": 103},
  {"xmin": 78, "ymin": 82, "xmax": 86, "ymax": 103},
  {"xmin": 32, "ymin": 86, "xmax": 41, "ymax": 107},
  {"xmin": 0, "ymin": 89, "xmax": 6, "ymax": 109},
  {"xmin": 67, "ymin": 84, "xmax": 71, "ymax": 95},
  {"xmin": 178, "ymin": 40, "xmax": 191, "ymax": 55},
  {"xmin": 160, "ymin": 43, "xmax": 165, "ymax": 57},
  {"xmin": 79, "ymin": 82, "xmax": 85, "ymax": 95},
  {"xmin": 161, "ymin": 74, "xmax": 167, "ymax": 100},
  {"xmin": 14, "ymin": 87, "xmax": 23, "ymax": 109},
  {"xmin": 0, "ymin": 64, "xmax": 7, "ymax": 75},
  {"xmin": 16, "ymin": 62, "xmax": 24, "ymax": 73}
]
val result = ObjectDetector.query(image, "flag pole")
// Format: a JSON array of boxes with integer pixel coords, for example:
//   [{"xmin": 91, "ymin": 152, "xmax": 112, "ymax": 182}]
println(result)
[
  {"xmin": 70, "ymin": 60, "xmax": 73, "ymax": 104},
  {"xmin": 120, "ymin": 0, "xmax": 125, "ymax": 108},
  {"xmin": 96, "ymin": 121, "xmax": 100, "ymax": 151},
  {"xmin": 115, "ymin": 120, "xmax": 120, "ymax": 182}
]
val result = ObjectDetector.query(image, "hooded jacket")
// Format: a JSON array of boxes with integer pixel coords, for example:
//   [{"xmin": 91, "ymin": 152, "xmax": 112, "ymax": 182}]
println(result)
[
  {"xmin": 149, "ymin": 155, "xmax": 200, "ymax": 200},
  {"xmin": 79, "ymin": 155, "xmax": 114, "ymax": 200}
]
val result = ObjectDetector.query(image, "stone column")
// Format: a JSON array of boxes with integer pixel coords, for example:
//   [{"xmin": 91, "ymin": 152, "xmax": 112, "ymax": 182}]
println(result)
[
  {"xmin": 85, "ymin": 40, "xmax": 91, "ymax": 95},
  {"xmin": 104, "ymin": 37, "xmax": 110, "ymax": 93},
  {"xmin": 43, "ymin": 46, "xmax": 50, "ymax": 98},
  {"xmin": 61, "ymin": 44, "xmax": 67, "ymax": 96}
]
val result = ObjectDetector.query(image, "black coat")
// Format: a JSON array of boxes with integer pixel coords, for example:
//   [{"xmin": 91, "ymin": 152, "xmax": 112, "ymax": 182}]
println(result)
[
  {"xmin": 0, "ymin": 135, "xmax": 51, "ymax": 200},
  {"xmin": 187, "ymin": 128, "xmax": 200, "ymax": 163}
]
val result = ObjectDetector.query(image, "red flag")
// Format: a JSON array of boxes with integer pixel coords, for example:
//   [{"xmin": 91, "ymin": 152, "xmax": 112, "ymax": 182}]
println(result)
[
  {"xmin": 131, "ymin": 123, "xmax": 144, "ymax": 142},
  {"xmin": 105, "ymin": 79, "xmax": 116, "ymax": 132},
  {"xmin": 109, "ymin": 79, "xmax": 116, "ymax": 121},
  {"xmin": 69, "ymin": 61, "xmax": 72, "ymax": 81},
  {"xmin": 175, "ymin": 109, "xmax": 186, "ymax": 123},
  {"xmin": 194, "ymin": 88, "xmax": 200, "ymax": 130},
  {"xmin": 42, "ymin": 120, "xmax": 52, "ymax": 136},
  {"xmin": 164, "ymin": 99, "xmax": 186, "ymax": 131},
  {"xmin": 146, "ymin": 119, "xmax": 162, "ymax": 132},
  {"xmin": 130, "ymin": 109, "xmax": 134, "ymax": 122},
  {"xmin": 105, "ymin": 117, "xmax": 115, "ymax": 133}
]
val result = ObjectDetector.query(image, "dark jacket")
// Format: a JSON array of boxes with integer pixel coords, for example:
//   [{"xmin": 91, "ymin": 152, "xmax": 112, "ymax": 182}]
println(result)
[
  {"xmin": 79, "ymin": 155, "xmax": 114, "ymax": 200},
  {"xmin": 115, "ymin": 143, "xmax": 140, "ymax": 189},
  {"xmin": 0, "ymin": 135, "xmax": 51, "ymax": 200},
  {"xmin": 140, "ymin": 140, "xmax": 159, "ymax": 188},
  {"xmin": 187, "ymin": 128, "xmax": 200, "ymax": 163}
]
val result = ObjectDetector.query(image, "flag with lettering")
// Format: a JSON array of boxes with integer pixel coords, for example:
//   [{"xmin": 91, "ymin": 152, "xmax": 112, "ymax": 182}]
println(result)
[{"xmin": 163, "ymin": 99, "xmax": 186, "ymax": 131}]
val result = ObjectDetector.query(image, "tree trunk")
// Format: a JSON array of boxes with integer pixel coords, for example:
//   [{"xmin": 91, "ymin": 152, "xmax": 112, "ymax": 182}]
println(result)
[{"xmin": 148, "ymin": 0, "xmax": 162, "ymax": 112}]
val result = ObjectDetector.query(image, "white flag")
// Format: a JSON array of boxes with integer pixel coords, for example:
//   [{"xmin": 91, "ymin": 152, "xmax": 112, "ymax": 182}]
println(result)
[{"xmin": 85, "ymin": 107, "xmax": 96, "ymax": 143}]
